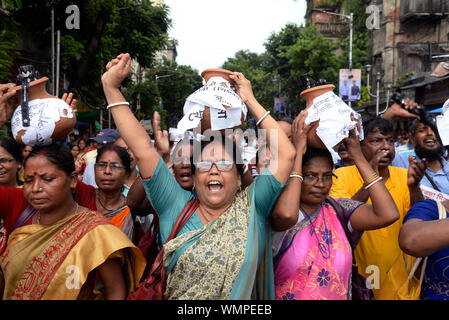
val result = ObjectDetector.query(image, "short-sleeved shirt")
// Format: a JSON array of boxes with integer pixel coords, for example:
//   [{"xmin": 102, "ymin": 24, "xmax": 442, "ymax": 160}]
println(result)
[
  {"xmin": 403, "ymin": 199, "xmax": 449, "ymax": 300},
  {"xmin": 329, "ymin": 164, "xmax": 411, "ymax": 299},
  {"xmin": 141, "ymin": 157, "xmax": 284, "ymax": 244}
]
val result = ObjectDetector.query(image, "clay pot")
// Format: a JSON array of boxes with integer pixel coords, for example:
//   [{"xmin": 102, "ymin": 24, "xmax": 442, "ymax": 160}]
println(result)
[
  {"xmin": 300, "ymin": 84, "xmax": 336, "ymax": 149},
  {"xmin": 199, "ymin": 68, "xmax": 245, "ymax": 133},
  {"xmin": 12, "ymin": 77, "xmax": 76, "ymax": 145}
]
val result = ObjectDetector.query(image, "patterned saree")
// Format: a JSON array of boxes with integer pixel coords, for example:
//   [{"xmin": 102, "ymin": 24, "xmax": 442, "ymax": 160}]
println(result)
[
  {"xmin": 0, "ymin": 210, "xmax": 145, "ymax": 300},
  {"xmin": 162, "ymin": 187, "xmax": 273, "ymax": 300},
  {"xmin": 274, "ymin": 201, "xmax": 353, "ymax": 300}
]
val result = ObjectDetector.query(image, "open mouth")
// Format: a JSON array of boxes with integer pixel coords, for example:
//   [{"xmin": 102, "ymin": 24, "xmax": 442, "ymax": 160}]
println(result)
[
  {"xmin": 423, "ymin": 138, "xmax": 437, "ymax": 147},
  {"xmin": 179, "ymin": 172, "xmax": 192, "ymax": 181},
  {"xmin": 207, "ymin": 180, "xmax": 223, "ymax": 192}
]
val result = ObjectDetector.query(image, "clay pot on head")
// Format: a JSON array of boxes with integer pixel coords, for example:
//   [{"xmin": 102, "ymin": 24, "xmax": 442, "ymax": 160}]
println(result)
[
  {"xmin": 200, "ymin": 68, "xmax": 245, "ymax": 134},
  {"xmin": 300, "ymin": 83, "xmax": 336, "ymax": 149},
  {"xmin": 12, "ymin": 77, "xmax": 77, "ymax": 146}
]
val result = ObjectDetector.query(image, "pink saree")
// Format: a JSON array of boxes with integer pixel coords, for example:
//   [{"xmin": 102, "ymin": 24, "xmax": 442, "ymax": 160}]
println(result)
[{"xmin": 274, "ymin": 201, "xmax": 354, "ymax": 300}]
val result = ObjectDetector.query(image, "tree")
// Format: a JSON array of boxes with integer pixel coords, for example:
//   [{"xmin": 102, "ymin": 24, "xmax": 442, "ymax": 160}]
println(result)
[
  {"xmin": 222, "ymin": 50, "xmax": 277, "ymax": 112},
  {"xmin": 263, "ymin": 23, "xmax": 341, "ymax": 114},
  {"xmin": 151, "ymin": 59, "xmax": 203, "ymax": 125},
  {"xmin": 3, "ymin": 0, "xmax": 171, "ymax": 108}
]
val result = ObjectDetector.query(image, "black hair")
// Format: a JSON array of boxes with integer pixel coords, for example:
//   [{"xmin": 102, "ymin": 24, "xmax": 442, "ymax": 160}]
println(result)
[
  {"xmin": 25, "ymin": 144, "xmax": 75, "ymax": 176},
  {"xmin": 0, "ymin": 138, "xmax": 23, "ymax": 163},
  {"xmin": 303, "ymin": 147, "xmax": 334, "ymax": 170},
  {"xmin": 96, "ymin": 142, "xmax": 131, "ymax": 174},
  {"xmin": 191, "ymin": 134, "xmax": 244, "ymax": 180},
  {"xmin": 410, "ymin": 115, "xmax": 443, "ymax": 144},
  {"xmin": 362, "ymin": 117, "xmax": 393, "ymax": 140}
]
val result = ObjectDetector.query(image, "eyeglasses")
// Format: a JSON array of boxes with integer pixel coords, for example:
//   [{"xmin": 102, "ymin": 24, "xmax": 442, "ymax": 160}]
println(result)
[
  {"xmin": 94, "ymin": 162, "xmax": 126, "ymax": 171},
  {"xmin": 303, "ymin": 173, "xmax": 337, "ymax": 185},
  {"xmin": 0, "ymin": 158, "xmax": 15, "ymax": 165},
  {"xmin": 194, "ymin": 160, "xmax": 234, "ymax": 172}
]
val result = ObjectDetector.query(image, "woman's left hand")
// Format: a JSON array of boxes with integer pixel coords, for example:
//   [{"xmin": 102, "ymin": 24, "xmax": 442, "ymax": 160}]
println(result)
[
  {"xmin": 101, "ymin": 53, "xmax": 132, "ymax": 90},
  {"xmin": 229, "ymin": 72, "xmax": 255, "ymax": 105}
]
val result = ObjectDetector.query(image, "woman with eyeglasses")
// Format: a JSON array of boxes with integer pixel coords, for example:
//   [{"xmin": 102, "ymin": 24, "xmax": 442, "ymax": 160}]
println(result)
[
  {"xmin": 75, "ymin": 142, "xmax": 134, "ymax": 240},
  {"xmin": 271, "ymin": 113, "xmax": 400, "ymax": 300},
  {"xmin": 0, "ymin": 138, "xmax": 24, "ymax": 188},
  {"xmin": 101, "ymin": 53, "xmax": 296, "ymax": 299}
]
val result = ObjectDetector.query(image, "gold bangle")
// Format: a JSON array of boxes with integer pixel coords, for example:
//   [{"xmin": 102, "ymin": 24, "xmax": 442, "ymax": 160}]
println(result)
[
  {"xmin": 363, "ymin": 173, "xmax": 379, "ymax": 187},
  {"xmin": 291, "ymin": 171, "xmax": 302, "ymax": 176}
]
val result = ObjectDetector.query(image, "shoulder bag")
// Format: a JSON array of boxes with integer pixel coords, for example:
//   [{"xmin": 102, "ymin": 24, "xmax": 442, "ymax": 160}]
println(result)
[{"xmin": 127, "ymin": 197, "xmax": 199, "ymax": 300}]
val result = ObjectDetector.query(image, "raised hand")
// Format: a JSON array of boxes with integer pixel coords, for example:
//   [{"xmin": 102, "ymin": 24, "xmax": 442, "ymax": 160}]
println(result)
[
  {"xmin": 101, "ymin": 53, "xmax": 132, "ymax": 90},
  {"xmin": 382, "ymin": 98, "xmax": 421, "ymax": 120},
  {"xmin": 61, "ymin": 92, "xmax": 77, "ymax": 113},
  {"xmin": 291, "ymin": 110, "xmax": 313, "ymax": 156},
  {"xmin": 0, "ymin": 83, "xmax": 17, "ymax": 128},
  {"xmin": 152, "ymin": 111, "xmax": 170, "ymax": 160},
  {"xmin": 407, "ymin": 155, "xmax": 426, "ymax": 188},
  {"xmin": 228, "ymin": 72, "xmax": 255, "ymax": 105}
]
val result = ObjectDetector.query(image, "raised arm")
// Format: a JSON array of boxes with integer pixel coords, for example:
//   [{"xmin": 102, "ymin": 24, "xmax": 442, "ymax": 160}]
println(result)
[
  {"xmin": 0, "ymin": 83, "xmax": 17, "ymax": 128},
  {"xmin": 229, "ymin": 72, "xmax": 295, "ymax": 184},
  {"xmin": 101, "ymin": 53, "xmax": 159, "ymax": 178},
  {"xmin": 270, "ymin": 110, "xmax": 312, "ymax": 231},
  {"xmin": 343, "ymin": 129, "xmax": 400, "ymax": 230}
]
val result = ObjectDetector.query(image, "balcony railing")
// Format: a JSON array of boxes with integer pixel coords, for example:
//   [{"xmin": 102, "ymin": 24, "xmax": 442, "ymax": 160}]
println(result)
[{"xmin": 400, "ymin": 0, "xmax": 449, "ymax": 24}]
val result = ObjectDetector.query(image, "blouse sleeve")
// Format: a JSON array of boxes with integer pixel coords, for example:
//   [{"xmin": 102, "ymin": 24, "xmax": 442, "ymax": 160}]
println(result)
[
  {"xmin": 140, "ymin": 157, "xmax": 194, "ymax": 242},
  {"xmin": 249, "ymin": 167, "xmax": 286, "ymax": 219},
  {"xmin": 0, "ymin": 186, "xmax": 29, "ymax": 232},
  {"xmin": 403, "ymin": 199, "xmax": 439, "ymax": 223}
]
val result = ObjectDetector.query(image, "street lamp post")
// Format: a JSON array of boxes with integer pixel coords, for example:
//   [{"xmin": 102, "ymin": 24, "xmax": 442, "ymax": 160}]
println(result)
[{"xmin": 365, "ymin": 64, "xmax": 392, "ymax": 116}]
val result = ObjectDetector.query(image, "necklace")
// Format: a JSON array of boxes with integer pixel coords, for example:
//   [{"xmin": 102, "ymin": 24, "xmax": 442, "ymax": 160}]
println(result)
[
  {"xmin": 302, "ymin": 203, "xmax": 332, "ymax": 259},
  {"xmin": 37, "ymin": 203, "xmax": 80, "ymax": 225},
  {"xmin": 96, "ymin": 189, "xmax": 125, "ymax": 212}
]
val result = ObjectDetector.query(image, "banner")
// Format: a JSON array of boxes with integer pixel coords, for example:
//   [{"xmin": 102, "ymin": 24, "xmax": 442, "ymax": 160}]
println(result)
[
  {"xmin": 339, "ymin": 69, "xmax": 361, "ymax": 101},
  {"xmin": 420, "ymin": 185, "xmax": 449, "ymax": 201},
  {"xmin": 274, "ymin": 96, "xmax": 286, "ymax": 114}
]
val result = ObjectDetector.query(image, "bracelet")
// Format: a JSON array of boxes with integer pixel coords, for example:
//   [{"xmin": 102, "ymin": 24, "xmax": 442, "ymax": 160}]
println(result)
[
  {"xmin": 290, "ymin": 174, "xmax": 304, "ymax": 182},
  {"xmin": 291, "ymin": 171, "xmax": 302, "ymax": 176},
  {"xmin": 364, "ymin": 176, "xmax": 383, "ymax": 190},
  {"xmin": 256, "ymin": 111, "xmax": 270, "ymax": 126},
  {"xmin": 363, "ymin": 172, "xmax": 380, "ymax": 186},
  {"xmin": 107, "ymin": 101, "xmax": 129, "ymax": 109}
]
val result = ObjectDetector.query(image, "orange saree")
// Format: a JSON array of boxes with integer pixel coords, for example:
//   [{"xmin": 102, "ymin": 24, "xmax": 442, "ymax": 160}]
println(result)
[{"xmin": 0, "ymin": 209, "xmax": 145, "ymax": 300}]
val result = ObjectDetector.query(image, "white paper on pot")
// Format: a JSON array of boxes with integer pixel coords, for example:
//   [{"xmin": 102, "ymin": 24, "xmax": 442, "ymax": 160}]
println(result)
[
  {"xmin": 11, "ymin": 98, "xmax": 73, "ymax": 146},
  {"xmin": 304, "ymin": 91, "xmax": 363, "ymax": 153},
  {"xmin": 177, "ymin": 76, "xmax": 247, "ymax": 133}
]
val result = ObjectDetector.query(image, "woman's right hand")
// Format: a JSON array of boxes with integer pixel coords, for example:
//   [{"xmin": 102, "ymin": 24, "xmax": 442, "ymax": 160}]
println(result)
[
  {"xmin": 101, "ymin": 53, "xmax": 132, "ymax": 90},
  {"xmin": 0, "ymin": 83, "xmax": 17, "ymax": 128},
  {"xmin": 291, "ymin": 110, "xmax": 313, "ymax": 156}
]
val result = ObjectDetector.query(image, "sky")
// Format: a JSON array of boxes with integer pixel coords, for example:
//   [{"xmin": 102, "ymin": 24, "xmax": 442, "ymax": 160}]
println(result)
[{"xmin": 163, "ymin": 0, "xmax": 307, "ymax": 74}]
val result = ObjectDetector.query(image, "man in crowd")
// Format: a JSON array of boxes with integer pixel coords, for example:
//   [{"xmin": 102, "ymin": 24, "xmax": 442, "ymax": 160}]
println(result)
[
  {"xmin": 385, "ymin": 98, "xmax": 449, "ymax": 195},
  {"xmin": 329, "ymin": 116, "xmax": 425, "ymax": 299}
]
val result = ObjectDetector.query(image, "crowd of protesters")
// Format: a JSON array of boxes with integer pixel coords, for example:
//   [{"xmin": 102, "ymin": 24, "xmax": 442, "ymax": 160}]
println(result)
[{"xmin": 0, "ymin": 53, "xmax": 449, "ymax": 300}]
